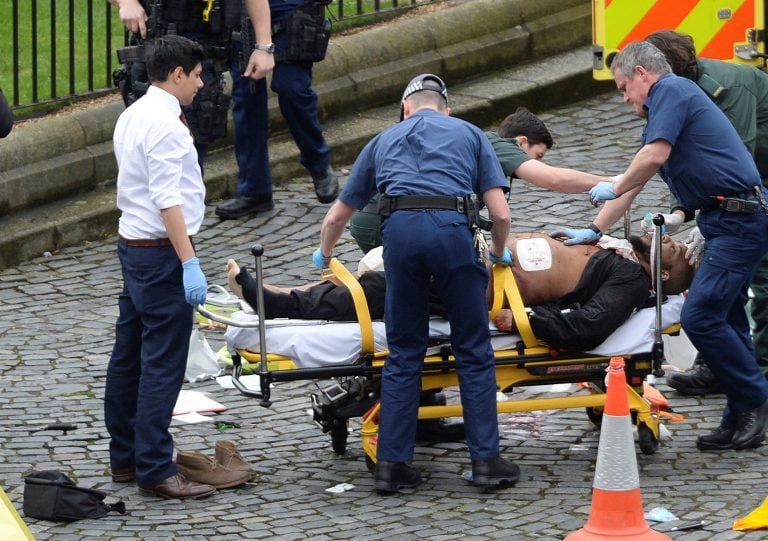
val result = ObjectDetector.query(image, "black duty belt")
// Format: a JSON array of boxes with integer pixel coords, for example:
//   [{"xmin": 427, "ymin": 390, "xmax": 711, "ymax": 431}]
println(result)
[
  {"xmin": 703, "ymin": 187, "xmax": 767, "ymax": 214},
  {"xmin": 377, "ymin": 195, "xmax": 469, "ymax": 218}
]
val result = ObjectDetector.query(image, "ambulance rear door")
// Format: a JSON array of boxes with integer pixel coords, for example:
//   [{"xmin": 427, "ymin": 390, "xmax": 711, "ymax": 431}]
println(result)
[{"xmin": 592, "ymin": 0, "xmax": 766, "ymax": 80}]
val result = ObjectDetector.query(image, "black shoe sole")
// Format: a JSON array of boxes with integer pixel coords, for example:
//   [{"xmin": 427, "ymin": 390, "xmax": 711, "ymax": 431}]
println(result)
[
  {"xmin": 214, "ymin": 203, "xmax": 275, "ymax": 220},
  {"xmin": 374, "ymin": 479, "xmax": 421, "ymax": 495},
  {"xmin": 732, "ymin": 434, "xmax": 766, "ymax": 450},
  {"xmin": 315, "ymin": 191, "xmax": 338, "ymax": 204},
  {"xmin": 470, "ymin": 475, "xmax": 520, "ymax": 487},
  {"xmin": 696, "ymin": 440, "xmax": 734, "ymax": 451},
  {"xmin": 669, "ymin": 386, "xmax": 723, "ymax": 396}
]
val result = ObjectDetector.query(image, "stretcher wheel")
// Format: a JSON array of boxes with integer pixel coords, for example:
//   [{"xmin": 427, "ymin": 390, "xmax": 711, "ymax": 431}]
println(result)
[
  {"xmin": 585, "ymin": 406, "xmax": 603, "ymax": 427},
  {"xmin": 637, "ymin": 424, "xmax": 659, "ymax": 455},
  {"xmin": 330, "ymin": 423, "xmax": 349, "ymax": 454}
]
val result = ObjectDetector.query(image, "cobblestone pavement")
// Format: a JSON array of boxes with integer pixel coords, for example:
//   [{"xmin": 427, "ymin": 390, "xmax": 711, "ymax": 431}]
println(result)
[{"xmin": 2, "ymin": 92, "xmax": 768, "ymax": 541}]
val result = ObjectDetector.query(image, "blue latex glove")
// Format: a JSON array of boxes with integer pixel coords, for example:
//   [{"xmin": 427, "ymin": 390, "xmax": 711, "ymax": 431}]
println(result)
[
  {"xmin": 182, "ymin": 256, "xmax": 208, "ymax": 305},
  {"xmin": 488, "ymin": 247, "xmax": 513, "ymax": 266},
  {"xmin": 589, "ymin": 181, "xmax": 617, "ymax": 206},
  {"xmin": 549, "ymin": 227, "xmax": 601, "ymax": 246},
  {"xmin": 312, "ymin": 247, "xmax": 332, "ymax": 269}
]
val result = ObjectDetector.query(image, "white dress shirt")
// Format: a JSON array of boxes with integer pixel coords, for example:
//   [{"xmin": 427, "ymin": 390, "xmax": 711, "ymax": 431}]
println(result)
[{"xmin": 113, "ymin": 85, "xmax": 205, "ymax": 239}]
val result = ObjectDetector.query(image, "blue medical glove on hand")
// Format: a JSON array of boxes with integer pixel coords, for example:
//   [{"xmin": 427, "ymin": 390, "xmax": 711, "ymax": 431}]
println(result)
[
  {"xmin": 312, "ymin": 247, "xmax": 332, "ymax": 269},
  {"xmin": 489, "ymin": 247, "xmax": 513, "ymax": 266},
  {"xmin": 589, "ymin": 181, "xmax": 617, "ymax": 206},
  {"xmin": 549, "ymin": 226, "xmax": 601, "ymax": 246},
  {"xmin": 182, "ymin": 256, "xmax": 208, "ymax": 305}
]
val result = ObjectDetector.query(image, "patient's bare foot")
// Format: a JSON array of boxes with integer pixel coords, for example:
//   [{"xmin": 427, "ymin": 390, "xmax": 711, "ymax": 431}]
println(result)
[{"xmin": 226, "ymin": 259, "xmax": 243, "ymax": 299}]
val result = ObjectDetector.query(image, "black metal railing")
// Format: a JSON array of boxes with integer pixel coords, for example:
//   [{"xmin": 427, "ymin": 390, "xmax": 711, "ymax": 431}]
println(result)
[{"xmin": 0, "ymin": 0, "xmax": 439, "ymax": 116}]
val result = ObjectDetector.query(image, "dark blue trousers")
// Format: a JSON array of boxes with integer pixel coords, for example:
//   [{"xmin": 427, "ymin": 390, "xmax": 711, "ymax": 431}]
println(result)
[
  {"xmin": 682, "ymin": 206, "xmax": 768, "ymax": 425},
  {"xmin": 104, "ymin": 243, "xmax": 193, "ymax": 486},
  {"xmin": 229, "ymin": 28, "xmax": 330, "ymax": 199},
  {"xmin": 377, "ymin": 210, "xmax": 500, "ymax": 463}
]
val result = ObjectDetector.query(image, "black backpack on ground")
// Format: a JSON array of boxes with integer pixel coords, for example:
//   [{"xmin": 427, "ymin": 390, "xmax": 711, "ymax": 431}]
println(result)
[{"xmin": 23, "ymin": 470, "xmax": 126, "ymax": 522}]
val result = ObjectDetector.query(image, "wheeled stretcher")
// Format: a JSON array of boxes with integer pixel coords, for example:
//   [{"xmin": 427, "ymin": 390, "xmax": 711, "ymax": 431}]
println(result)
[{"xmin": 200, "ymin": 222, "xmax": 682, "ymax": 466}]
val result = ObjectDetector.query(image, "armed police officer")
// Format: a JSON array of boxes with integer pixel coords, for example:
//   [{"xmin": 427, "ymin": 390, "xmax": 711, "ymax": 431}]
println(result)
[
  {"xmin": 314, "ymin": 74, "xmax": 520, "ymax": 495},
  {"xmin": 214, "ymin": 0, "xmax": 338, "ymax": 218},
  {"xmin": 110, "ymin": 0, "xmax": 274, "ymax": 169}
]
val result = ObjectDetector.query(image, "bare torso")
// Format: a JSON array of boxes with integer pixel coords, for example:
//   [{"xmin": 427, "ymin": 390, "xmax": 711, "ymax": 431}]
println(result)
[{"xmin": 502, "ymin": 233, "xmax": 602, "ymax": 306}]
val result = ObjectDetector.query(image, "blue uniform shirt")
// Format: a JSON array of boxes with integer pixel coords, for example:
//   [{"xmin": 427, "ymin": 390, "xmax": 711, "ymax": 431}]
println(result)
[
  {"xmin": 642, "ymin": 73, "xmax": 760, "ymax": 209},
  {"xmin": 642, "ymin": 73, "xmax": 760, "ymax": 210},
  {"xmin": 340, "ymin": 109, "xmax": 508, "ymax": 209}
]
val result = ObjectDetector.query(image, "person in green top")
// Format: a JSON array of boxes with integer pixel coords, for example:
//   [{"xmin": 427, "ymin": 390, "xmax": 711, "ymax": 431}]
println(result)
[
  {"xmin": 641, "ymin": 30, "xmax": 768, "ymax": 394},
  {"xmin": 348, "ymin": 107, "xmax": 608, "ymax": 253}
]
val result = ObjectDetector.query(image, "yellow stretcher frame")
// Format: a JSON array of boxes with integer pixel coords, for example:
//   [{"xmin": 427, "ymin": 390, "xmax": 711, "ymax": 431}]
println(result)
[{"xmin": 217, "ymin": 257, "xmax": 679, "ymax": 465}]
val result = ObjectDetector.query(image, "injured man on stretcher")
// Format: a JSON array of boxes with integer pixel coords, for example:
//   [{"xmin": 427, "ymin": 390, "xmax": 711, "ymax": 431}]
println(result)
[{"xmin": 225, "ymin": 231, "xmax": 695, "ymax": 352}]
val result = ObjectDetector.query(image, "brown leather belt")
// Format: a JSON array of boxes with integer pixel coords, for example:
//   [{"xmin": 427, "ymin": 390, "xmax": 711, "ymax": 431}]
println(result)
[{"xmin": 119, "ymin": 235, "xmax": 173, "ymax": 247}]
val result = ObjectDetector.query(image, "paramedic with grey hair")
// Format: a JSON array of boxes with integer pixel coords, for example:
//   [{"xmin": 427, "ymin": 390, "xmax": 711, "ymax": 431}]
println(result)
[
  {"xmin": 313, "ymin": 74, "xmax": 521, "ymax": 495},
  {"xmin": 583, "ymin": 40, "xmax": 768, "ymax": 452}
]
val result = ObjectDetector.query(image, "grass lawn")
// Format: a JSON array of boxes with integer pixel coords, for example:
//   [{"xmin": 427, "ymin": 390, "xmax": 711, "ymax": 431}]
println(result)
[
  {"xmin": 0, "ymin": 0, "xmax": 436, "ymax": 114},
  {"xmin": 0, "ymin": 0, "xmax": 126, "ymax": 111}
]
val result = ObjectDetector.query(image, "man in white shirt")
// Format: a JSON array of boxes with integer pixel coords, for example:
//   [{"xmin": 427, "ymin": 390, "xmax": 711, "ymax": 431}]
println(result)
[{"xmin": 105, "ymin": 34, "xmax": 215, "ymax": 500}]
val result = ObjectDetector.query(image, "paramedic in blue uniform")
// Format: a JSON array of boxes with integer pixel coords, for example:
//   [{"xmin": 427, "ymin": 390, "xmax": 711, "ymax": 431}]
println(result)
[
  {"xmin": 587, "ymin": 41, "xmax": 768, "ymax": 451},
  {"xmin": 105, "ymin": 35, "xmax": 216, "ymax": 499},
  {"xmin": 314, "ymin": 74, "xmax": 521, "ymax": 494}
]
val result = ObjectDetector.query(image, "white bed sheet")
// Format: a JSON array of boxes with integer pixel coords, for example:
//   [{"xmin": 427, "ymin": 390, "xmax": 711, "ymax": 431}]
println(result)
[{"xmin": 224, "ymin": 295, "xmax": 685, "ymax": 369}]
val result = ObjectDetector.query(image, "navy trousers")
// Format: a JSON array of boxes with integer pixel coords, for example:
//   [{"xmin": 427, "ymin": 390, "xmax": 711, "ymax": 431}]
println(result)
[
  {"xmin": 377, "ymin": 210, "xmax": 500, "ymax": 463},
  {"xmin": 229, "ymin": 28, "xmax": 330, "ymax": 199},
  {"xmin": 104, "ymin": 242, "xmax": 193, "ymax": 486},
  {"xmin": 682, "ymin": 205, "xmax": 768, "ymax": 425}
]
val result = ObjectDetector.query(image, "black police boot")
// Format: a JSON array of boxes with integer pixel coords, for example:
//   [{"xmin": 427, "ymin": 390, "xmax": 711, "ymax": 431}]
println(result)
[
  {"xmin": 731, "ymin": 399, "xmax": 768, "ymax": 450},
  {"xmin": 666, "ymin": 357, "xmax": 722, "ymax": 396},
  {"xmin": 696, "ymin": 424, "xmax": 735, "ymax": 451},
  {"xmin": 311, "ymin": 166, "xmax": 339, "ymax": 204},
  {"xmin": 470, "ymin": 456, "xmax": 520, "ymax": 487},
  {"xmin": 373, "ymin": 461, "xmax": 422, "ymax": 495},
  {"xmin": 215, "ymin": 195, "xmax": 274, "ymax": 220}
]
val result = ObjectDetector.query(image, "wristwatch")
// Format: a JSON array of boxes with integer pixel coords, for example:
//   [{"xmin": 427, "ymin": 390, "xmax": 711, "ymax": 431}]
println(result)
[{"xmin": 254, "ymin": 43, "xmax": 275, "ymax": 54}]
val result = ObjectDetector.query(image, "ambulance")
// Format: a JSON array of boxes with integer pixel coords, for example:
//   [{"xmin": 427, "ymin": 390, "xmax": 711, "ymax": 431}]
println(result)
[{"xmin": 592, "ymin": 0, "xmax": 766, "ymax": 80}]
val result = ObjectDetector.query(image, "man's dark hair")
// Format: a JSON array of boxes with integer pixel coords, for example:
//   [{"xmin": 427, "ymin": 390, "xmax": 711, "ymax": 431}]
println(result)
[
  {"xmin": 644, "ymin": 30, "xmax": 698, "ymax": 80},
  {"xmin": 497, "ymin": 107, "xmax": 553, "ymax": 148},
  {"xmin": 144, "ymin": 35, "xmax": 206, "ymax": 83}
]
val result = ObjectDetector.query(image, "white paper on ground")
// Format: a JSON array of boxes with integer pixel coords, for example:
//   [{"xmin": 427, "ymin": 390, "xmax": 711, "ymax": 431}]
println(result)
[
  {"xmin": 173, "ymin": 390, "xmax": 227, "ymax": 416},
  {"xmin": 172, "ymin": 411, "xmax": 216, "ymax": 424}
]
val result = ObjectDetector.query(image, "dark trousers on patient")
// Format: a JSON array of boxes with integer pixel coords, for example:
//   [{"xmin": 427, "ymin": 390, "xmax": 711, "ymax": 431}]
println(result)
[{"xmin": 104, "ymin": 242, "xmax": 193, "ymax": 487}]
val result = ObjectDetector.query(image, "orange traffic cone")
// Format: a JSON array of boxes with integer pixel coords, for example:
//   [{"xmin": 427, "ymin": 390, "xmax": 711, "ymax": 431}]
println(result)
[{"xmin": 566, "ymin": 357, "xmax": 671, "ymax": 540}]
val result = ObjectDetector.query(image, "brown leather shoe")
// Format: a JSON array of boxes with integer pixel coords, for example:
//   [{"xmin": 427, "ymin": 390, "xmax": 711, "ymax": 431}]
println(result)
[
  {"xmin": 176, "ymin": 448, "xmax": 251, "ymax": 489},
  {"xmin": 215, "ymin": 440, "xmax": 254, "ymax": 476},
  {"xmin": 111, "ymin": 466, "xmax": 135, "ymax": 483},
  {"xmin": 138, "ymin": 473, "xmax": 216, "ymax": 499}
]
